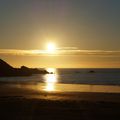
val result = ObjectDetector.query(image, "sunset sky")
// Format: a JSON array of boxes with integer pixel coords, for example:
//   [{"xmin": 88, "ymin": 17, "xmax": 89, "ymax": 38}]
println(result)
[{"xmin": 0, "ymin": 0, "xmax": 120, "ymax": 68}]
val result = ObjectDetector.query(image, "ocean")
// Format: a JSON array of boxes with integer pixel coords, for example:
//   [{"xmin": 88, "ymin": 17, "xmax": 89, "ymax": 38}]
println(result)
[
  {"xmin": 0, "ymin": 68, "xmax": 120, "ymax": 93},
  {"xmin": 0, "ymin": 68, "xmax": 120, "ymax": 85}
]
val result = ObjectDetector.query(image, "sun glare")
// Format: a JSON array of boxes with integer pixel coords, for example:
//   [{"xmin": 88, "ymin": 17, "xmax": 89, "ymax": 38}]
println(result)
[
  {"xmin": 43, "ymin": 68, "xmax": 57, "ymax": 92},
  {"xmin": 47, "ymin": 43, "xmax": 56, "ymax": 53},
  {"xmin": 47, "ymin": 68, "xmax": 55, "ymax": 73},
  {"xmin": 43, "ymin": 74, "xmax": 57, "ymax": 92},
  {"xmin": 45, "ymin": 83, "xmax": 55, "ymax": 91}
]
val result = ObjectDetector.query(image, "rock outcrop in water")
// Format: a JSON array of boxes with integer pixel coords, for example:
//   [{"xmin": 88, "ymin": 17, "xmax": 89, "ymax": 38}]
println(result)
[{"xmin": 0, "ymin": 59, "xmax": 48, "ymax": 77}]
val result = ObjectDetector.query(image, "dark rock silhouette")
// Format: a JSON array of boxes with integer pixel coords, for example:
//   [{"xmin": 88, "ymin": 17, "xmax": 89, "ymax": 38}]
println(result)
[
  {"xmin": 20, "ymin": 66, "xmax": 49, "ymax": 74},
  {"xmin": 0, "ymin": 59, "xmax": 48, "ymax": 77},
  {"xmin": 88, "ymin": 70, "xmax": 95, "ymax": 73}
]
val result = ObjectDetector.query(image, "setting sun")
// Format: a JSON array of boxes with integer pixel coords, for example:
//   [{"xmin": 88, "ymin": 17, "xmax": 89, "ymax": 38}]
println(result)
[{"xmin": 47, "ymin": 43, "xmax": 56, "ymax": 53}]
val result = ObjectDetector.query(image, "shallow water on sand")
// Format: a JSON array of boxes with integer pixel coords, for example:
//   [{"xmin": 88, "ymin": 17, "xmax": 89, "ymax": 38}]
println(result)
[
  {"xmin": 1, "ymin": 82, "xmax": 120, "ymax": 102},
  {"xmin": 1, "ymin": 83, "xmax": 120, "ymax": 93}
]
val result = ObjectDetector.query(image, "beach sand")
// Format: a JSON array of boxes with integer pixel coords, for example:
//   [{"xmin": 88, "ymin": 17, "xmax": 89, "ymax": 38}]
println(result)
[{"xmin": 0, "ymin": 82, "xmax": 120, "ymax": 120}]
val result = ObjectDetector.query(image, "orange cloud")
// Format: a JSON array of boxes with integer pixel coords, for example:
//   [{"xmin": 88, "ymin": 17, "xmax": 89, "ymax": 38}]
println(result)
[{"xmin": 0, "ymin": 49, "xmax": 120, "ymax": 57}]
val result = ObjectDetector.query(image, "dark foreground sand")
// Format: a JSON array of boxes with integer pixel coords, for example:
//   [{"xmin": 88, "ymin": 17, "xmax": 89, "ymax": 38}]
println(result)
[{"xmin": 0, "ymin": 83, "xmax": 120, "ymax": 120}]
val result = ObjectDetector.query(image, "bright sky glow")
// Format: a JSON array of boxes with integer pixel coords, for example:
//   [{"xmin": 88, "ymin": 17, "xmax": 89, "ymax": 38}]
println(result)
[{"xmin": 0, "ymin": 0, "xmax": 120, "ymax": 68}]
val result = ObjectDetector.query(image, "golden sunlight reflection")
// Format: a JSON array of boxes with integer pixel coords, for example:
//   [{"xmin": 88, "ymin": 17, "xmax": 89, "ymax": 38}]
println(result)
[
  {"xmin": 43, "ymin": 68, "xmax": 57, "ymax": 92},
  {"xmin": 44, "ymin": 83, "xmax": 55, "ymax": 91}
]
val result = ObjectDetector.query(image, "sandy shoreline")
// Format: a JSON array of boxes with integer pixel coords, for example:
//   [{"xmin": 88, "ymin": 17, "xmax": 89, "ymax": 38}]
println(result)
[
  {"xmin": 0, "ymin": 82, "xmax": 120, "ymax": 120},
  {"xmin": 0, "ymin": 96, "xmax": 120, "ymax": 120}
]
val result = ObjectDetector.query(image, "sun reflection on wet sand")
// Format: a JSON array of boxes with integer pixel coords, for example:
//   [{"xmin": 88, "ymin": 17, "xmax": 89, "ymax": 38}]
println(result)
[
  {"xmin": 43, "ymin": 68, "xmax": 57, "ymax": 92},
  {"xmin": 44, "ymin": 83, "xmax": 55, "ymax": 91}
]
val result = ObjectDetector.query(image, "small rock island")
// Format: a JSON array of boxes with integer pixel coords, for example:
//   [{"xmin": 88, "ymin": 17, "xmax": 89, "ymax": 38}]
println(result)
[{"xmin": 0, "ymin": 59, "xmax": 49, "ymax": 77}]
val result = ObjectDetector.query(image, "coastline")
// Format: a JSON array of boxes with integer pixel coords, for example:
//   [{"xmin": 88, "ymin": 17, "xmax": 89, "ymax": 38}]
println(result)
[
  {"xmin": 0, "ymin": 85, "xmax": 120, "ymax": 120},
  {"xmin": 0, "ymin": 82, "xmax": 120, "ymax": 120}
]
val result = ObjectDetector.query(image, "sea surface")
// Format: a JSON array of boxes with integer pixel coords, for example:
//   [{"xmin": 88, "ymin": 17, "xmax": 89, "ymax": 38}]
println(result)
[
  {"xmin": 0, "ymin": 68, "xmax": 120, "ymax": 93},
  {"xmin": 0, "ymin": 68, "xmax": 120, "ymax": 85}
]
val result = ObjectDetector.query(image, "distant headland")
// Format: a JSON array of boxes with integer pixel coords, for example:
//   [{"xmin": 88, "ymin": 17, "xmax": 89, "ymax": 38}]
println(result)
[{"xmin": 0, "ymin": 59, "xmax": 49, "ymax": 77}]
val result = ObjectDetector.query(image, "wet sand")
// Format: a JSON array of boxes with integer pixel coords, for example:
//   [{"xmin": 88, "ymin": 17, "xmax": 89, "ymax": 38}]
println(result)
[{"xmin": 0, "ymin": 82, "xmax": 120, "ymax": 120}]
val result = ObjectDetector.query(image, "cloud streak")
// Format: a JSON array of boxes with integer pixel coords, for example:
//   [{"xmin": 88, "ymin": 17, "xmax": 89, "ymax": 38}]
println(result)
[
  {"xmin": 58, "ymin": 50, "xmax": 120, "ymax": 56},
  {"xmin": 0, "ymin": 49, "xmax": 120, "ymax": 57}
]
